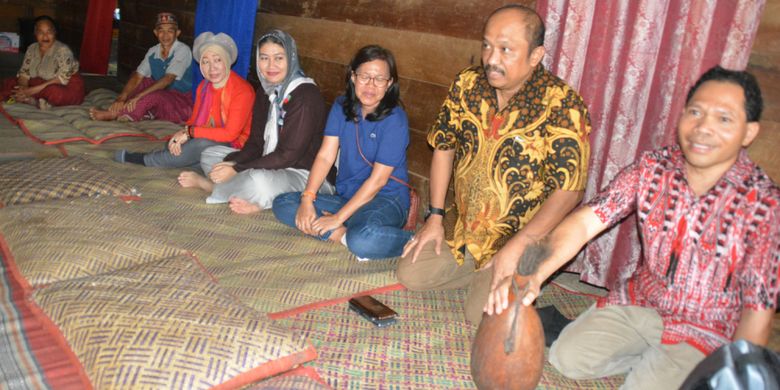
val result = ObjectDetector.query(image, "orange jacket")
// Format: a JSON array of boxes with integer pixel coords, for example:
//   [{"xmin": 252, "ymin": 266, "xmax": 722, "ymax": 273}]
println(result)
[{"xmin": 187, "ymin": 70, "xmax": 255, "ymax": 148}]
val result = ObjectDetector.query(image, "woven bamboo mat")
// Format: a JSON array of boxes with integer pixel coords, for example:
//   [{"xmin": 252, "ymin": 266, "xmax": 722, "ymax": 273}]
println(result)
[
  {"xmin": 0, "ymin": 109, "xmax": 63, "ymax": 161},
  {"xmin": 59, "ymin": 143, "xmax": 399, "ymax": 314},
  {"xmin": 56, "ymin": 142, "xmax": 625, "ymax": 388},
  {"xmin": 0, "ymin": 243, "xmax": 90, "ymax": 389},
  {"xmin": 249, "ymin": 367, "xmax": 330, "ymax": 389},
  {"xmin": 0, "ymin": 90, "xmax": 179, "ymax": 145},
  {"xmin": 274, "ymin": 283, "xmax": 624, "ymax": 389},
  {"xmin": 11, "ymin": 129, "xmax": 778, "ymax": 389},
  {"xmin": 0, "ymin": 196, "xmax": 185, "ymax": 287}
]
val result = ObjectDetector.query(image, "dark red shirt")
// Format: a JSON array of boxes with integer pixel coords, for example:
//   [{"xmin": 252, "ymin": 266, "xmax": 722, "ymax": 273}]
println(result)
[{"xmin": 588, "ymin": 146, "xmax": 780, "ymax": 354}]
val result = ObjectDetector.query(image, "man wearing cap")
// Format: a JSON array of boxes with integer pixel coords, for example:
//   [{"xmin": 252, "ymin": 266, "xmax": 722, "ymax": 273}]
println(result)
[{"xmin": 90, "ymin": 12, "xmax": 193, "ymax": 123}]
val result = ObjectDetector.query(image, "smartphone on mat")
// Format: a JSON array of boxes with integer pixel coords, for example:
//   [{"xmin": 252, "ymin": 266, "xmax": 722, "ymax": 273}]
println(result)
[{"xmin": 348, "ymin": 295, "xmax": 398, "ymax": 327}]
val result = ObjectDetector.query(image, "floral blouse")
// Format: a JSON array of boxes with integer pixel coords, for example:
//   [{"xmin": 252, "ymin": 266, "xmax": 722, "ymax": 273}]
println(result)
[{"xmin": 17, "ymin": 41, "xmax": 79, "ymax": 85}]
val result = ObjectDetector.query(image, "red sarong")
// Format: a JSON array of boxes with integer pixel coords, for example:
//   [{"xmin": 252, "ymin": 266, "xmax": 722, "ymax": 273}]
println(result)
[{"xmin": 0, "ymin": 73, "xmax": 85, "ymax": 106}]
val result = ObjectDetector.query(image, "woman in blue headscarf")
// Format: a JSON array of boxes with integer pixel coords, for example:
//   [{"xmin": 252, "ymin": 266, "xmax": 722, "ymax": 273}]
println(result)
[{"xmin": 179, "ymin": 29, "xmax": 334, "ymax": 213}]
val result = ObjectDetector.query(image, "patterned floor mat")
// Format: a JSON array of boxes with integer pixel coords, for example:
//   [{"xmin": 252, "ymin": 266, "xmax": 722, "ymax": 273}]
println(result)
[
  {"xmin": 0, "ymin": 111, "xmax": 63, "ymax": 161},
  {"xmin": 274, "ymin": 284, "xmax": 625, "ymax": 389},
  {"xmin": 248, "ymin": 367, "xmax": 330, "ymax": 389},
  {"xmin": 0, "ymin": 247, "xmax": 90, "ymax": 389},
  {"xmin": 59, "ymin": 144, "xmax": 400, "ymax": 314},
  {"xmin": 0, "ymin": 89, "xmax": 180, "ymax": 145}
]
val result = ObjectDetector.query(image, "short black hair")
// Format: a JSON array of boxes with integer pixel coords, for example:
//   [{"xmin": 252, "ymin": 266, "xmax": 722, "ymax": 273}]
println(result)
[
  {"xmin": 33, "ymin": 15, "xmax": 57, "ymax": 34},
  {"xmin": 342, "ymin": 45, "xmax": 400, "ymax": 122},
  {"xmin": 486, "ymin": 4, "xmax": 545, "ymax": 50},
  {"xmin": 686, "ymin": 65, "xmax": 763, "ymax": 122}
]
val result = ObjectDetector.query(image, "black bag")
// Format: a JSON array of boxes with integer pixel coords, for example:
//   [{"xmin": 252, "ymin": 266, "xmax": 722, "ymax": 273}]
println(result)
[{"xmin": 680, "ymin": 339, "xmax": 780, "ymax": 390}]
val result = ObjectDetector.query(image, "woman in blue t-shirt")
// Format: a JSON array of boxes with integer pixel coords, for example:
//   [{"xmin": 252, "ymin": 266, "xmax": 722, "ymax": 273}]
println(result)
[{"xmin": 272, "ymin": 45, "xmax": 413, "ymax": 260}]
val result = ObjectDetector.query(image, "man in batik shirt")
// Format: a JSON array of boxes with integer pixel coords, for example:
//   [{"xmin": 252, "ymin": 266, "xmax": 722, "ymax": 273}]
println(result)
[
  {"xmin": 398, "ymin": 4, "xmax": 591, "ymax": 324},
  {"xmin": 485, "ymin": 66, "xmax": 779, "ymax": 389}
]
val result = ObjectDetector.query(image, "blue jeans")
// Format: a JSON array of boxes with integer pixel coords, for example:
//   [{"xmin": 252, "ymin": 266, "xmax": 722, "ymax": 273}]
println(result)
[
  {"xmin": 272, "ymin": 192, "xmax": 413, "ymax": 260},
  {"xmin": 143, "ymin": 138, "xmax": 227, "ymax": 172}
]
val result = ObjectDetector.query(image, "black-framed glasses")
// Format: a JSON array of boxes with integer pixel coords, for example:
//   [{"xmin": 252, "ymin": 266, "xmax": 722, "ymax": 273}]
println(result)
[{"xmin": 353, "ymin": 72, "xmax": 391, "ymax": 87}]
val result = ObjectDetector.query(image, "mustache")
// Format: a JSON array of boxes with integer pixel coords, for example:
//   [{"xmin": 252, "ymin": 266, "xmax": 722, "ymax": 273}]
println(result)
[{"xmin": 484, "ymin": 65, "xmax": 505, "ymax": 76}]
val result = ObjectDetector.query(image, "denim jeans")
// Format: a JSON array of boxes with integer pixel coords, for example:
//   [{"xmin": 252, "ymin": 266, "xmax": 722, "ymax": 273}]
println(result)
[
  {"xmin": 273, "ymin": 192, "xmax": 413, "ymax": 260},
  {"xmin": 143, "ymin": 138, "xmax": 227, "ymax": 172}
]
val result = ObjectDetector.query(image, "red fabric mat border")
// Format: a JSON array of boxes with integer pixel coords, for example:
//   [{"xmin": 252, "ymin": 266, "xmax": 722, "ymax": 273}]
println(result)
[
  {"xmin": 268, "ymin": 283, "xmax": 406, "ymax": 320},
  {"xmin": 0, "ymin": 234, "xmax": 93, "ymax": 389},
  {"xmin": 0, "ymin": 104, "xmax": 169, "ymax": 145}
]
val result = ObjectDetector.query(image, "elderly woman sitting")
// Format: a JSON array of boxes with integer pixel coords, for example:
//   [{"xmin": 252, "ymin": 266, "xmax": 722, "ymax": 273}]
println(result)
[
  {"xmin": 89, "ymin": 12, "xmax": 193, "ymax": 123},
  {"xmin": 0, "ymin": 15, "xmax": 84, "ymax": 109},
  {"xmin": 114, "ymin": 32, "xmax": 254, "ymax": 171}
]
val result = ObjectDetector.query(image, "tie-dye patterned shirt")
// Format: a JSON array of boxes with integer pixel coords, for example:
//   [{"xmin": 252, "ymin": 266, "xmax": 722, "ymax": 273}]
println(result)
[{"xmin": 590, "ymin": 146, "xmax": 780, "ymax": 354}]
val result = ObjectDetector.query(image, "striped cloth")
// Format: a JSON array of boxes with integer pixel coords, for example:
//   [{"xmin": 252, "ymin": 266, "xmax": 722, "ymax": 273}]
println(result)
[{"xmin": 0, "ymin": 244, "xmax": 89, "ymax": 389}]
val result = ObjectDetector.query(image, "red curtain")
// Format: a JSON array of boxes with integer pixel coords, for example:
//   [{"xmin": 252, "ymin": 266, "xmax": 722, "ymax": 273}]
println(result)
[
  {"xmin": 79, "ymin": 0, "xmax": 115, "ymax": 75},
  {"xmin": 536, "ymin": 0, "xmax": 765, "ymax": 288}
]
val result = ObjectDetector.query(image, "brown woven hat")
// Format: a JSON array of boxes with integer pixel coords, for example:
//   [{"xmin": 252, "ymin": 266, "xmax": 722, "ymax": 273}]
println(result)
[{"xmin": 155, "ymin": 12, "xmax": 178, "ymax": 28}]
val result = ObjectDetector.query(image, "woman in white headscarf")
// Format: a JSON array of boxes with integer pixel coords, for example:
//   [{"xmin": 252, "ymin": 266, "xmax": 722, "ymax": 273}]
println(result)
[
  {"xmin": 178, "ymin": 29, "xmax": 334, "ymax": 213},
  {"xmin": 115, "ymin": 31, "xmax": 255, "ymax": 170}
]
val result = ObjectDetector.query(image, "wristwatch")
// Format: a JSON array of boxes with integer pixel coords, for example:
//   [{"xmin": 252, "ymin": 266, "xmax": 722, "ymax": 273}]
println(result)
[{"xmin": 424, "ymin": 205, "xmax": 446, "ymax": 221}]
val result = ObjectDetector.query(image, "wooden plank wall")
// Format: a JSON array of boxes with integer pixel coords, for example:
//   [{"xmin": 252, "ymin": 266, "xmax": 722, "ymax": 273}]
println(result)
[
  {"xmin": 49, "ymin": 0, "xmax": 88, "ymax": 57},
  {"xmin": 258, "ymin": 0, "xmax": 535, "ymax": 209},
  {"xmin": 115, "ymin": 0, "xmax": 197, "ymax": 80},
  {"xmin": 53, "ymin": 1, "xmax": 197, "ymax": 77},
  {"xmin": 0, "ymin": 0, "xmax": 56, "ymax": 49}
]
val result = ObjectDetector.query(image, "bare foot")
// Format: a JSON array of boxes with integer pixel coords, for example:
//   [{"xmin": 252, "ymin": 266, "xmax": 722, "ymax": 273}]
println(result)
[
  {"xmin": 19, "ymin": 96, "xmax": 36, "ymax": 106},
  {"xmin": 228, "ymin": 197, "xmax": 261, "ymax": 214},
  {"xmin": 178, "ymin": 171, "xmax": 213, "ymax": 191},
  {"xmin": 329, "ymin": 226, "xmax": 346, "ymax": 244},
  {"xmin": 89, "ymin": 107, "xmax": 119, "ymax": 121},
  {"xmin": 37, "ymin": 98, "xmax": 51, "ymax": 111}
]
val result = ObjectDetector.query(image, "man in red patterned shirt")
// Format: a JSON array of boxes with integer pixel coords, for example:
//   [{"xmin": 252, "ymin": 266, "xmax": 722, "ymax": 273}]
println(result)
[{"xmin": 484, "ymin": 65, "xmax": 779, "ymax": 389}]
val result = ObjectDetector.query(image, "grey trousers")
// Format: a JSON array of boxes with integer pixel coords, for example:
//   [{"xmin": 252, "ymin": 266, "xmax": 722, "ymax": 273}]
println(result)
[
  {"xmin": 143, "ymin": 138, "xmax": 226, "ymax": 172},
  {"xmin": 200, "ymin": 145, "xmax": 334, "ymax": 209}
]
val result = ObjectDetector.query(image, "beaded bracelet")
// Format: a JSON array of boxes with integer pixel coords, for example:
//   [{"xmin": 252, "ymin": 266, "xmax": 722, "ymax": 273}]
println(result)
[{"xmin": 301, "ymin": 190, "xmax": 317, "ymax": 201}]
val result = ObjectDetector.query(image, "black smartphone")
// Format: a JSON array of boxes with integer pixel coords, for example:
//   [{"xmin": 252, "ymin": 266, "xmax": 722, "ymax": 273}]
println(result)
[{"xmin": 348, "ymin": 295, "xmax": 398, "ymax": 327}]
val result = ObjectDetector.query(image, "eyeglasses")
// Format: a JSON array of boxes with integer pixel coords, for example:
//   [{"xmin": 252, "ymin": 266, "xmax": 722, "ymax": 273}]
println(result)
[{"xmin": 353, "ymin": 72, "xmax": 391, "ymax": 87}]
